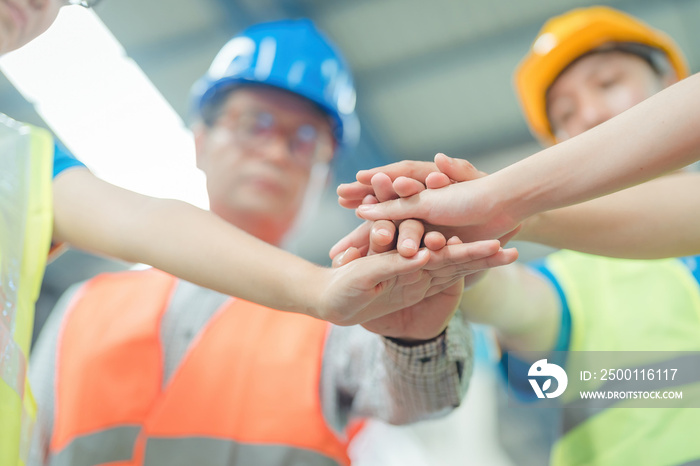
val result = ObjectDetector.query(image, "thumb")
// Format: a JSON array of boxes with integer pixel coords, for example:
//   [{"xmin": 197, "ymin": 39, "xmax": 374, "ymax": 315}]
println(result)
[
  {"xmin": 362, "ymin": 249, "xmax": 430, "ymax": 288},
  {"xmin": 332, "ymin": 246, "xmax": 362, "ymax": 268},
  {"xmin": 356, "ymin": 193, "xmax": 426, "ymax": 221},
  {"xmin": 329, "ymin": 220, "xmax": 372, "ymax": 259},
  {"xmin": 435, "ymin": 153, "xmax": 486, "ymax": 182}
]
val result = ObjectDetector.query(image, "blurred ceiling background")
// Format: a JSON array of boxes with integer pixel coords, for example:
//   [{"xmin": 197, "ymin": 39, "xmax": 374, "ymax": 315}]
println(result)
[{"xmin": 4, "ymin": 0, "xmax": 697, "ymax": 342}]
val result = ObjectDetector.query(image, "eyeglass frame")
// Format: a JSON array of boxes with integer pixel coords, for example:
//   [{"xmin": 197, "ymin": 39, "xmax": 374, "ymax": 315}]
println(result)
[
  {"xmin": 210, "ymin": 107, "xmax": 335, "ymax": 168},
  {"xmin": 66, "ymin": 0, "xmax": 102, "ymax": 8}
]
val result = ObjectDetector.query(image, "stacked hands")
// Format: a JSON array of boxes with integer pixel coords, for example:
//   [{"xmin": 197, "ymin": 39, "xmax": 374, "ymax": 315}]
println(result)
[{"xmin": 324, "ymin": 153, "xmax": 520, "ymax": 342}]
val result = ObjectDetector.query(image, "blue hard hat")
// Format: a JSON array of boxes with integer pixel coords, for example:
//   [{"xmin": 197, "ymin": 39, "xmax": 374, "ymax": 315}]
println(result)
[{"xmin": 190, "ymin": 19, "xmax": 359, "ymax": 147}]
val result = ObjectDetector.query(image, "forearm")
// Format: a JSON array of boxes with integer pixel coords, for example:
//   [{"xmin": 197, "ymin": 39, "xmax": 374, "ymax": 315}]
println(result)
[
  {"xmin": 321, "ymin": 321, "xmax": 471, "ymax": 432},
  {"xmin": 459, "ymin": 265, "xmax": 560, "ymax": 353},
  {"xmin": 52, "ymin": 169, "xmax": 320, "ymax": 316},
  {"xmin": 517, "ymin": 172, "xmax": 700, "ymax": 259},
  {"xmin": 489, "ymin": 73, "xmax": 700, "ymax": 221}
]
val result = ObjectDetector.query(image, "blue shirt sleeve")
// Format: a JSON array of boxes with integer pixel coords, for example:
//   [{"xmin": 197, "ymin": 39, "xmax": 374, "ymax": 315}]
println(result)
[
  {"xmin": 679, "ymin": 255, "xmax": 700, "ymax": 287},
  {"xmin": 52, "ymin": 141, "xmax": 85, "ymax": 179},
  {"xmin": 498, "ymin": 258, "xmax": 572, "ymax": 402},
  {"xmin": 530, "ymin": 259, "xmax": 572, "ymax": 353}
]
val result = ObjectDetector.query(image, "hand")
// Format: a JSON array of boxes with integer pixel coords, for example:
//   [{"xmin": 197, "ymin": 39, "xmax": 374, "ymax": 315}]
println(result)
[
  {"xmin": 357, "ymin": 154, "xmax": 518, "ymax": 241},
  {"xmin": 336, "ymin": 154, "xmax": 485, "ymax": 209},
  {"xmin": 353, "ymin": 155, "xmax": 521, "ymax": 243},
  {"xmin": 331, "ymin": 154, "xmax": 521, "ymax": 258},
  {"xmin": 319, "ymin": 239, "xmax": 518, "ymax": 327},
  {"xmin": 331, "ymin": 168, "xmax": 451, "ymax": 259},
  {"xmin": 332, "ymin": 155, "xmax": 464, "ymax": 259},
  {"xmin": 331, "ymin": 237, "xmax": 517, "ymax": 340},
  {"xmin": 329, "ymin": 216, "xmax": 449, "ymax": 263}
]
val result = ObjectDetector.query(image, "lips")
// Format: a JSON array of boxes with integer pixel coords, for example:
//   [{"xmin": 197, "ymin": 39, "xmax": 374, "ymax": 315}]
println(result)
[{"xmin": 246, "ymin": 175, "xmax": 287, "ymax": 195}]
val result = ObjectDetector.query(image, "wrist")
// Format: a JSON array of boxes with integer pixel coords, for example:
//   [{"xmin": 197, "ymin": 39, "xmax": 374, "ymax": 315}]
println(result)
[
  {"xmin": 288, "ymin": 262, "xmax": 326, "ymax": 320},
  {"xmin": 386, "ymin": 328, "xmax": 447, "ymax": 346},
  {"xmin": 486, "ymin": 169, "xmax": 539, "ymax": 224}
]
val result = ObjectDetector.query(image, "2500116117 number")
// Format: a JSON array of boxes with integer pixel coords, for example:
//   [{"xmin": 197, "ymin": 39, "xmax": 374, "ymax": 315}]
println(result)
[{"xmin": 600, "ymin": 368, "xmax": 677, "ymax": 381}]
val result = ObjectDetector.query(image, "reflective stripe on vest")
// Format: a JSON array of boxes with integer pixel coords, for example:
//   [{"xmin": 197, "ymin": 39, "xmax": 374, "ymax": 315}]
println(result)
[
  {"xmin": 51, "ymin": 269, "xmax": 351, "ymax": 466},
  {"xmin": 52, "ymin": 426, "xmax": 141, "ymax": 466},
  {"xmin": 544, "ymin": 251, "xmax": 700, "ymax": 466},
  {"xmin": 0, "ymin": 115, "xmax": 53, "ymax": 466}
]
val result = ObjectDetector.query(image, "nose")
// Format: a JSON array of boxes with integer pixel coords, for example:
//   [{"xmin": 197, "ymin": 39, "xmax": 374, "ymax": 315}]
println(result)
[{"xmin": 260, "ymin": 133, "xmax": 294, "ymax": 166}]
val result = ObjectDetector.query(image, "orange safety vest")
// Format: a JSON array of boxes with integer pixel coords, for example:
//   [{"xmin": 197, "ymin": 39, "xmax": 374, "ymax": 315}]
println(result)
[{"xmin": 49, "ymin": 268, "xmax": 354, "ymax": 466}]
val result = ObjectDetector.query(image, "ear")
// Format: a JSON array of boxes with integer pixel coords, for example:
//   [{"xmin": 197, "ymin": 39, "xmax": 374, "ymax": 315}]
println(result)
[{"xmin": 191, "ymin": 122, "xmax": 209, "ymax": 170}]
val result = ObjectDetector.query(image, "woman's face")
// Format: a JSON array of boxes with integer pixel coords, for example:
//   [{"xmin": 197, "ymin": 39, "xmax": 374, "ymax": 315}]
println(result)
[
  {"xmin": 546, "ymin": 51, "xmax": 672, "ymax": 142},
  {"xmin": 0, "ymin": 0, "xmax": 63, "ymax": 55}
]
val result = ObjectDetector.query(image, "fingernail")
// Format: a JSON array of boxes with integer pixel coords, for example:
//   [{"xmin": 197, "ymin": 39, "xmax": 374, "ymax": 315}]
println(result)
[
  {"xmin": 335, "ymin": 249, "xmax": 348, "ymax": 263},
  {"xmin": 376, "ymin": 228, "xmax": 391, "ymax": 239},
  {"xmin": 357, "ymin": 205, "xmax": 375, "ymax": 214},
  {"xmin": 401, "ymin": 239, "xmax": 417, "ymax": 252}
]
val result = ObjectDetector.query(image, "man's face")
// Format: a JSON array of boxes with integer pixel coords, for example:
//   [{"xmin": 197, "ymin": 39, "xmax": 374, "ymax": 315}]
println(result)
[
  {"xmin": 0, "ymin": 0, "xmax": 62, "ymax": 55},
  {"xmin": 546, "ymin": 51, "xmax": 674, "ymax": 141},
  {"xmin": 194, "ymin": 85, "xmax": 334, "ymax": 245}
]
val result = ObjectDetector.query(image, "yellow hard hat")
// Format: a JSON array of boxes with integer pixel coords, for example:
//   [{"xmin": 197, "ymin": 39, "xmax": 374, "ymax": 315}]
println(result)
[{"xmin": 514, "ymin": 6, "xmax": 689, "ymax": 145}]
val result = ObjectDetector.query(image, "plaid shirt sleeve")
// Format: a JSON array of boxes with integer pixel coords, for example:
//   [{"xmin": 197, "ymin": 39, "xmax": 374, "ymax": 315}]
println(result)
[{"xmin": 320, "ymin": 316, "xmax": 473, "ymax": 435}]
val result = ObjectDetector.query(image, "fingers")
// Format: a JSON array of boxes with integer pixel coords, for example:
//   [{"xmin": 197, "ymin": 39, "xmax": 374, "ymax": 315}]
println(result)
[
  {"xmin": 459, "ymin": 247, "xmax": 519, "ymax": 272},
  {"xmin": 393, "ymin": 176, "xmax": 426, "ymax": 197},
  {"xmin": 369, "ymin": 220, "xmax": 397, "ymax": 255},
  {"xmin": 329, "ymin": 220, "xmax": 372, "ymax": 259},
  {"xmin": 356, "ymin": 160, "xmax": 438, "ymax": 185},
  {"xmin": 339, "ymin": 154, "xmax": 486, "ymax": 214},
  {"xmin": 423, "ymin": 239, "xmax": 517, "ymax": 270},
  {"xmin": 396, "ymin": 219, "xmax": 424, "ymax": 257},
  {"xmin": 446, "ymin": 235, "xmax": 462, "ymax": 246},
  {"xmin": 332, "ymin": 246, "xmax": 362, "ymax": 268},
  {"xmin": 426, "ymin": 246, "xmax": 519, "ymax": 278},
  {"xmin": 424, "ymin": 231, "xmax": 448, "ymax": 251},
  {"xmin": 424, "ymin": 239, "xmax": 499, "ymax": 269},
  {"xmin": 425, "ymin": 172, "xmax": 452, "ymax": 189},
  {"xmin": 362, "ymin": 249, "xmax": 431, "ymax": 289},
  {"xmin": 434, "ymin": 153, "xmax": 487, "ymax": 182},
  {"xmin": 370, "ymin": 172, "xmax": 399, "ymax": 203},
  {"xmin": 356, "ymin": 194, "xmax": 425, "ymax": 222},
  {"xmin": 338, "ymin": 159, "xmax": 439, "ymax": 208},
  {"xmin": 337, "ymin": 182, "xmax": 376, "ymax": 209}
]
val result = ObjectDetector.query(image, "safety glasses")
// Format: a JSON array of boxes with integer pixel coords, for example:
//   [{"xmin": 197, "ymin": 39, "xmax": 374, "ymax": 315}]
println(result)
[{"xmin": 66, "ymin": 0, "xmax": 102, "ymax": 8}]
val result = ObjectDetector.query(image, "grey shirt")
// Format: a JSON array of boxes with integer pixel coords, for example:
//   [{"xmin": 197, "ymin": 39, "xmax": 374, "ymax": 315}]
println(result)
[{"xmin": 28, "ymin": 278, "xmax": 472, "ymax": 465}]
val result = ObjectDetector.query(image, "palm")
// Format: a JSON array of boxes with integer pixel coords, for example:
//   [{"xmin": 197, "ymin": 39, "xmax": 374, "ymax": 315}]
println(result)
[{"xmin": 361, "ymin": 278, "xmax": 464, "ymax": 340}]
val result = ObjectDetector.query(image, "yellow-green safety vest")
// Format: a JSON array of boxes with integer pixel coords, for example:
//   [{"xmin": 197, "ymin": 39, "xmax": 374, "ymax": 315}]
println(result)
[
  {"xmin": 0, "ymin": 114, "xmax": 54, "ymax": 466},
  {"xmin": 544, "ymin": 250, "xmax": 700, "ymax": 466}
]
